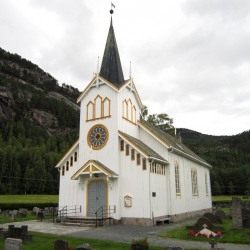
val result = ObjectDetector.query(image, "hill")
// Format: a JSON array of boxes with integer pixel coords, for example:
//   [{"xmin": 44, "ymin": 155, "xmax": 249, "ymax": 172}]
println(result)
[
  {"xmin": 179, "ymin": 128, "xmax": 250, "ymax": 195},
  {"xmin": 0, "ymin": 47, "xmax": 80, "ymax": 194},
  {"xmin": 0, "ymin": 47, "xmax": 249, "ymax": 196}
]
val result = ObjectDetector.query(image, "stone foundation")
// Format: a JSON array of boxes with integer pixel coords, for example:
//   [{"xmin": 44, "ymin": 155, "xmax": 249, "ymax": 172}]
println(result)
[
  {"xmin": 120, "ymin": 217, "xmax": 153, "ymax": 226},
  {"xmin": 119, "ymin": 208, "xmax": 212, "ymax": 226},
  {"xmin": 169, "ymin": 208, "xmax": 212, "ymax": 223}
]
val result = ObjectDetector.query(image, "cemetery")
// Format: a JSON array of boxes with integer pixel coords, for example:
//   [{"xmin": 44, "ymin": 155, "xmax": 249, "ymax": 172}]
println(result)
[{"xmin": 0, "ymin": 197, "xmax": 249, "ymax": 249}]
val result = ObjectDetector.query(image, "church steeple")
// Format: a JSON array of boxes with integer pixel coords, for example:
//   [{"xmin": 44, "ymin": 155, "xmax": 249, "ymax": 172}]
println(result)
[{"xmin": 100, "ymin": 15, "xmax": 125, "ymax": 88}]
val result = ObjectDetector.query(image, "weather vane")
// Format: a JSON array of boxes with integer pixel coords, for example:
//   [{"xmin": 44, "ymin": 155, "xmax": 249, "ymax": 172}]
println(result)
[{"xmin": 110, "ymin": 2, "xmax": 115, "ymax": 14}]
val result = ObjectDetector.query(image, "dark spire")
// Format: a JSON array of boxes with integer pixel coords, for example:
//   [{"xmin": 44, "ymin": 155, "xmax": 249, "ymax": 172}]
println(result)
[{"xmin": 100, "ymin": 14, "xmax": 125, "ymax": 87}]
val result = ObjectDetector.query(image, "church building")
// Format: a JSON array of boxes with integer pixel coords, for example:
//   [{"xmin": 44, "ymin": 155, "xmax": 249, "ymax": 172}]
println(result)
[{"xmin": 55, "ymin": 12, "xmax": 212, "ymax": 225}]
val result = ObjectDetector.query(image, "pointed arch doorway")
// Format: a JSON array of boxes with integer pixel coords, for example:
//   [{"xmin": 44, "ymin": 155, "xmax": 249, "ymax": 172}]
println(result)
[{"xmin": 87, "ymin": 180, "xmax": 107, "ymax": 217}]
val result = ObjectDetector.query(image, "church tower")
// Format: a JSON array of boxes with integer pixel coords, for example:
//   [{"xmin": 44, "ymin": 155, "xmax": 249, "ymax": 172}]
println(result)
[{"xmin": 56, "ymin": 8, "xmax": 212, "ymax": 225}]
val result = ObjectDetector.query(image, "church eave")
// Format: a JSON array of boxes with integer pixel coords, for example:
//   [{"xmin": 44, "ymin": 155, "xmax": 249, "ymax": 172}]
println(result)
[
  {"xmin": 77, "ymin": 75, "xmax": 98, "ymax": 103},
  {"xmin": 55, "ymin": 139, "xmax": 79, "ymax": 168},
  {"xmin": 118, "ymin": 131, "xmax": 168, "ymax": 164},
  {"xmin": 168, "ymin": 147, "xmax": 212, "ymax": 169}
]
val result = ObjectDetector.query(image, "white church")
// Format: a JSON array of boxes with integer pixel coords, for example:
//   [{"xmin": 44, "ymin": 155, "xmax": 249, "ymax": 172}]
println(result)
[{"xmin": 55, "ymin": 12, "xmax": 212, "ymax": 225}]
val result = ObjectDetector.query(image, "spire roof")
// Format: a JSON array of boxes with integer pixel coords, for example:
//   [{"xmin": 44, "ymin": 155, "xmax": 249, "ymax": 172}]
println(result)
[{"xmin": 100, "ymin": 17, "xmax": 125, "ymax": 88}]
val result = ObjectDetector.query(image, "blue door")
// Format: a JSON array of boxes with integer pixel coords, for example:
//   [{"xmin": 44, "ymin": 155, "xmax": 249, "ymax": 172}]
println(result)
[{"xmin": 87, "ymin": 181, "xmax": 106, "ymax": 217}]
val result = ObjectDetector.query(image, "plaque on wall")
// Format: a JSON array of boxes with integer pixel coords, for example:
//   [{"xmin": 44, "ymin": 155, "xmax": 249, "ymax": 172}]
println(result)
[{"xmin": 124, "ymin": 195, "xmax": 132, "ymax": 207}]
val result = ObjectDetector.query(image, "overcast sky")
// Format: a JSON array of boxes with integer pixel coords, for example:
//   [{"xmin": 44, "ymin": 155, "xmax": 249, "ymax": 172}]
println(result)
[{"xmin": 0, "ymin": 0, "xmax": 249, "ymax": 136}]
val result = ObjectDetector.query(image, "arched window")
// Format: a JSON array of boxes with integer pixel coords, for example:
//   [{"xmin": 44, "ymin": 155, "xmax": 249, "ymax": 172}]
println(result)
[
  {"xmin": 86, "ymin": 101, "xmax": 94, "ymax": 120},
  {"xmin": 175, "ymin": 161, "xmax": 181, "ymax": 195},
  {"xmin": 205, "ymin": 173, "xmax": 209, "ymax": 196},
  {"xmin": 102, "ymin": 97, "xmax": 111, "ymax": 117},
  {"xmin": 122, "ymin": 99, "xmax": 137, "ymax": 124},
  {"xmin": 191, "ymin": 168, "xmax": 199, "ymax": 196},
  {"xmin": 94, "ymin": 95, "xmax": 102, "ymax": 119},
  {"xmin": 86, "ymin": 95, "xmax": 111, "ymax": 121}
]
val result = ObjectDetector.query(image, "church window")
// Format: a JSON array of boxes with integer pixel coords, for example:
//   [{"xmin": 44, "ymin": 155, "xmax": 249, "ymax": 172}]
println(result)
[
  {"xmin": 86, "ymin": 95, "xmax": 111, "ymax": 121},
  {"xmin": 132, "ymin": 106, "xmax": 136, "ymax": 123},
  {"xmin": 94, "ymin": 95, "xmax": 102, "ymax": 119},
  {"xmin": 191, "ymin": 168, "xmax": 199, "ymax": 196},
  {"xmin": 126, "ymin": 144, "xmax": 129, "ymax": 156},
  {"xmin": 122, "ymin": 99, "xmax": 137, "ymax": 124},
  {"xmin": 66, "ymin": 161, "xmax": 69, "ymax": 171},
  {"xmin": 102, "ymin": 97, "xmax": 111, "ymax": 117},
  {"xmin": 142, "ymin": 158, "xmax": 147, "ymax": 170},
  {"xmin": 131, "ymin": 148, "xmax": 135, "ymax": 160},
  {"xmin": 62, "ymin": 166, "xmax": 65, "ymax": 176},
  {"xmin": 205, "ymin": 173, "xmax": 209, "ymax": 196},
  {"xmin": 120, "ymin": 140, "xmax": 124, "ymax": 151},
  {"xmin": 175, "ymin": 161, "xmax": 181, "ymax": 195},
  {"xmin": 127, "ymin": 99, "xmax": 132, "ymax": 121},
  {"xmin": 86, "ymin": 101, "xmax": 94, "ymax": 120},
  {"xmin": 74, "ymin": 152, "xmax": 77, "ymax": 162},
  {"xmin": 70, "ymin": 156, "xmax": 73, "ymax": 166},
  {"xmin": 137, "ymin": 153, "xmax": 141, "ymax": 165}
]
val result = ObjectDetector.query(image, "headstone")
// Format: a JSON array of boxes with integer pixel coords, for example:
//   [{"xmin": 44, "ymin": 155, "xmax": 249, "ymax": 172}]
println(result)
[
  {"xmin": 54, "ymin": 239, "xmax": 68, "ymax": 250},
  {"xmin": 5, "ymin": 238, "xmax": 22, "ymax": 250},
  {"xmin": 232, "ymin": 197, "xmax": 243, "ymax": 229},
  {"xmin": 215, "ymin": 210, "xmax": 227, "ymax": 220},
  {"xmin": 190, "ymin": 217, "xmax": 212, "ymax": 231},
  {"xmin": 203, "ymin": 212, "xmax": 222, "ymax": 224},
  {"xmin": 8, "ymin": 212, "xmax": 16, "ymax": 221},
  {"xmin": 75, "ymin": 243, "xmax": 92, "ymax": 250}
]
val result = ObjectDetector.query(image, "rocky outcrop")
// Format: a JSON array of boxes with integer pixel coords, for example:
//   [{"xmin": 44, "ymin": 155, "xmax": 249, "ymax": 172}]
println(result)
[
  {"xmin": 0, "ymin": 86, "xmax": 15, "ymax": 120},
  {"xmin": 0, "ymin": 47, "xmax": 80, "ymax": 135}
]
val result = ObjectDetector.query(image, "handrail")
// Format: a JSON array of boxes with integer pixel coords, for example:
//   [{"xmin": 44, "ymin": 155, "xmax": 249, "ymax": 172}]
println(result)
[
  {"xmin": 95, "ymin": 205, "xmax": 116, "ymax": 227},
  {"xmin": 58, "ymin": 205, "xmax": 81, "ymax": 222}
]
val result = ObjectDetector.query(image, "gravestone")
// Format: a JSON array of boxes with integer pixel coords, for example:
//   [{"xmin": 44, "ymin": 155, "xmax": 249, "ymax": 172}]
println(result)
[
  {"xmin": 5, "ymin": 238, "xmax": 22, "ymax": 250},
  {"xmin": 54, "ymin": 239, "xmax": 68, "ymax": 250},
  {"xmin": 232, "ymin": 197, "xmax": 243, "ymax": 229},
  {"xmin": 215, "ymin": 210, "xmax": 227, "ymax": 220},
  {"xmin": 189, "ymin": 217, "xmax": 223, "ymax": 231},
  {"xmin": 203, "ymin": 212, "xmax": 222, "ymax": 224},
  {"xmin": 8, "ymin": 211, "xmax": 16, "ymax": 221}
]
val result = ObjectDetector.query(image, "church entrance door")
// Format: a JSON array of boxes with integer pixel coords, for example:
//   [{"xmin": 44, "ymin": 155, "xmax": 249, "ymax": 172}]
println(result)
[{"xmin": 87, "ymin": 180, "xmax": 107, "ymax": 217}]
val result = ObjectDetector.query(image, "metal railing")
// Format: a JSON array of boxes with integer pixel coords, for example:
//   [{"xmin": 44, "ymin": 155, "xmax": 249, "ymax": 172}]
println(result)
[
  {"xmin": 95, "ymin": 205, "xmax": 116, "ymax": 227},
  {"xmin": 58, "ymin": 205, "xmax": 81, "ymax": 222}
]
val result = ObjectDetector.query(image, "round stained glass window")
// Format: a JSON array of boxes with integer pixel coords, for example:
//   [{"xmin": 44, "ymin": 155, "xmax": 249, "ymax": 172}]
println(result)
[{"xmin": 87, "ymin": 124, "xmax": 109, "ymax": 150}]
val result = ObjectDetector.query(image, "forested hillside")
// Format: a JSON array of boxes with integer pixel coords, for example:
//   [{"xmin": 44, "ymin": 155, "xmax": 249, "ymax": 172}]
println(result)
[
  {"xmin": 179, "ymin": 128, "xmax": 250, "ymax": 196},
  {"xmin": 0, "ymin": 47, "xmax": 80, "ymax": 194},
  {"xmin": 0, "ymin": 47, "xmax": 249, "ymax": 196}
]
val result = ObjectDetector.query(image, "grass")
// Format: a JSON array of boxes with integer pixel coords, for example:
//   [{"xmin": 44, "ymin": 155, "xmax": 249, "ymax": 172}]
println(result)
[
  {"xmin": 212, "ymin": 195, "xmax": 250, "ymax": 202},
  {"xmin": 0, "ymin": 232, "xmax": 166, "ymax": 250},
  {"xmin": 0, "ymin": 232, "xmax": 206, "ymax": 250},
  {"xmin": 0, "ymin": 195, "xmax": 58, "ymax": 204},
  {"xmin": 0, "ymin": 211, "xmax": 39, "ymax": 224},
  {"xmin": 159, "ymin": 218, "xmax": 250, "ymax": 244}
]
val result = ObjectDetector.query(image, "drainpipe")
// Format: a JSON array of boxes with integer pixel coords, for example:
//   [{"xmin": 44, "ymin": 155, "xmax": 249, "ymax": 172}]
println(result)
[{"xmin": 149, "ymin": 158, "xmax": 154, "ymax": 225}]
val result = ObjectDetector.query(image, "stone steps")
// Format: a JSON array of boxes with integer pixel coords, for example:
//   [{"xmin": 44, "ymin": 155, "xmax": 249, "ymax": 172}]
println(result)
[{"xmin": 61, "ymin": 217, "xmax": 113, "ymax": 227}]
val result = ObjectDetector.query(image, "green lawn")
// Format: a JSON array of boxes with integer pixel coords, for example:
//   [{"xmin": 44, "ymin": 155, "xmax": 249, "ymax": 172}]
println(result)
[
  {"xmin": 0, "ymin": 195, "xmax": 58, "ymax": 204},
  {"xmin": 159, "ymin": 218, "xmax": 250, "ymax": 244},
  {"xmin": 0, "ymin": 232, "xmax": 207, "ymax": 250},
  {"xmin": 0, "ymin": 232, "xmax": 166, "ymax": 250},
  {"xmin": 212, "ymin": 195, "xmax": 250, "ymax": 202}
]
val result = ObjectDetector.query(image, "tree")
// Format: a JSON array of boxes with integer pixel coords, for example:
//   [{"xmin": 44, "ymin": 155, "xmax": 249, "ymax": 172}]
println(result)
[{"xmin": 141, "ymin": 106, "xmax": 174, "ymax": 131}]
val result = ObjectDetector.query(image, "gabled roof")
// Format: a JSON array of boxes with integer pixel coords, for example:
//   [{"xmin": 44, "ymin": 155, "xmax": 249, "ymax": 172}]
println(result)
[
  {"xmin": 100, "ymin": 17, "xmax": 125, "ymax": 88},
  {"xmin": 118, "ymin": 131, "xmax": 168, "ymax": 164},
  {"xmin": 138, "ymin": 119, "xmax": 211, "ymax": 168},
  {"xmin": 71, "ymin": 159, "xmax": 118, "ymax": 180}
]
